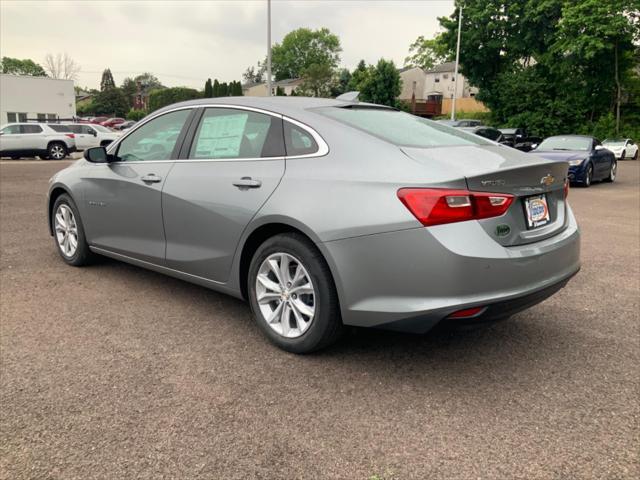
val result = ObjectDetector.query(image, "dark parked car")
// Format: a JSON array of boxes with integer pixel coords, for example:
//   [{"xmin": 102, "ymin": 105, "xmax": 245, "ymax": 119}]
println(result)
[
  {"xmin": 529, "ymin": 135, "xmax": 616, "ymax": 187},
  {"xmin": 436, "ymin": 119, "xmax": 484, "ymax": 128},
  {"xmin": 461, "ymin": 126, "xmax": 504, "ymax": 142},
  {"xmin": 498, "ymin": 128, "xmax": 541, "ymax": 152}
]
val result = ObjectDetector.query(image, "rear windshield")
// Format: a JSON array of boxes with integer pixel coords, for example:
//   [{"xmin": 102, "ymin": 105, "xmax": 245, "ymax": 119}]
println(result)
[
  {"xmin": 317, "ymin": 107, "xmax": 490, "ymax": 148},
  {"xmin": 48, "ymin": 124, "xmax": 71, "ymax": 133}
]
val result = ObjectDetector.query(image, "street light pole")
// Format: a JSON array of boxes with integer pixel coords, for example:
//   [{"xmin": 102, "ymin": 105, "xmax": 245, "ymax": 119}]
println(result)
[
  {"xmin": 451, "ymin": 3, "xmax": 463, "ymax": 120},
  {"xmin": 266, "ymin": 0, "xmax": 272, "ymax": 97}
]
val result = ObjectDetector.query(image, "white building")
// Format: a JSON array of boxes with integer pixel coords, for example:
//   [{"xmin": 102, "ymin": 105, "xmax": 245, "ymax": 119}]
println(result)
[
  {"xmin": 0, "ymin": 74, "xmax": 76, "ymax": 124},
  {"xmin": 243, "ymin": 78, "xmax": 303, "ymax": 97}
]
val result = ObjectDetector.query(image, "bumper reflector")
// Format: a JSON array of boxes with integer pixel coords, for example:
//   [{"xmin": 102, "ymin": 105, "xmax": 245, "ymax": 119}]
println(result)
[{"xmin": 447, "ymin": 306, "xmax": 487, "ymax": 319}]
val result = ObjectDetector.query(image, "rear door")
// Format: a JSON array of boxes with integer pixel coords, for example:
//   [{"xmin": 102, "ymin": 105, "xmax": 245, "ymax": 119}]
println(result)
[
  {"xmin": 81, "ymin": 108, "xmax": 194, "ymax": 263},
  {"xmin": 162, "ymin": 106, "xmax": 286, "ymax": 283}
]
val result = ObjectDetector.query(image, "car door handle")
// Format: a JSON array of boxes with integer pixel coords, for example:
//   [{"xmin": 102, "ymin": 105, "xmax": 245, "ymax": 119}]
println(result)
[
  {"xmin": 141, "ymin": 174, "xmax": 162, "ymax": 183},
  {"xmin": 233, "ymin": 177, "xmax": 262, "ymax": 189}
]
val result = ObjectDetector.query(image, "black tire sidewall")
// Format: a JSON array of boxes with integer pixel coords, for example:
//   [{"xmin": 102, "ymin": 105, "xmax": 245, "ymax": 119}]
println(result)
[
  {"xmin": 247, "ymin": 234, "xmax": 341, "ymax": 353},
  {"xmin": 52, "ymin": 194, "xmax": 91, "ymax": 266}
]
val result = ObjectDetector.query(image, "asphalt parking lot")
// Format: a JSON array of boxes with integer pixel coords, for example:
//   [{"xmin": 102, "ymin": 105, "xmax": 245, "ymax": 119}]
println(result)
[{"xmin": 1, "ymin": 159, "xmax": 638, "ymax": 480}]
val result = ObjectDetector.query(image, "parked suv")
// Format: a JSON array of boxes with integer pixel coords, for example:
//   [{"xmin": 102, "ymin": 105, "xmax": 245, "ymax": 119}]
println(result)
[
  {"xmin": 0, "ymin": 123, "xmax": 77, "ymax": 160},
  {"xmin": 63, "ymin": 123, "xmax": 121, "ymax": 150}
]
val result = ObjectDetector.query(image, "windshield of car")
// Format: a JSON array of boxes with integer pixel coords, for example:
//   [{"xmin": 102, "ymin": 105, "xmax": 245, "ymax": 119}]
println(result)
[
  {"xmin": 500, "ymin": 128, "xmax": 517, "ymax": 134},
  {"xmin": 537, "ymin": 136, "xmax": 591, "ymax": 151},
  {"xmin": 318, "ymin": 107, "xmax": 490, "ymax": 147},
  {"xmin": 93, "ymin": 125, "xmax": 112, "ymax": 133},
  {"xmin": 603, "ymin": 139, "xmax": 625, "ymax": 146}
]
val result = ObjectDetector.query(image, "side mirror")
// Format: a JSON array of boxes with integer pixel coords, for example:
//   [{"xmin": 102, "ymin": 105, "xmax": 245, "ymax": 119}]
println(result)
[
  {"xmin": 84, "ymin": 146, "xmax": 110, "ymax": 163},
  {"xmin": 91, "ymin": 130, "xmax": 97, "ymax": 137}
]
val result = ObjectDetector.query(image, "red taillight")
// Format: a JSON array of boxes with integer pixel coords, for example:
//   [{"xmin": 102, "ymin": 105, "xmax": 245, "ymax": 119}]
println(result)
[
  {"xmin": 448, "ymin": 306, "xmax": 487, "ymax": 319},
  {"xmin": 397, "ymin": 188, "xmax": 514, "ymax": 227},
  {"xmin": 65, "ymin": 133, "xmax": 75, "ymax": 139},
  {"xmin": 563, "ymin": 178, "xmax": 569, "ymax": 199}
]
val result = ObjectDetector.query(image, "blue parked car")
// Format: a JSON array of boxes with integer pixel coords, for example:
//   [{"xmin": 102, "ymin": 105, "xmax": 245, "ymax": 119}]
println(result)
[{"xmin": 529, "ymin": 135, "xmax": 617, "ymax": 187}]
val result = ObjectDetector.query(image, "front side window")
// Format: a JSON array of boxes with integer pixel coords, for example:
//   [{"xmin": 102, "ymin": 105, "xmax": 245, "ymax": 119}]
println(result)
[
  {"xmin": 22, "ymin": 125, "xmax": 43, "ymax": 134},
  {"xmin": 189, "ymin": 108, "xmax": 284, "ymax": 159},
  {"xmin": 318, "ymin": 107, "xmax": 489, "ymax": 148},
  {"xmin": 116, "ymin": 109, "xmax": 191, "ymax": 162}
]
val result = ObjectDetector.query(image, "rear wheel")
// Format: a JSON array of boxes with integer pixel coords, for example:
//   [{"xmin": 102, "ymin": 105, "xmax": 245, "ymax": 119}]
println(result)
[
  {"xmin": 582, "ymin": 164, "xmax": 593, "ymax": 187},
  {"xmin": 52, "ymin": 194, "xmax": 94, "ymax": 266},
  {"xmin": 620, "ymin": 150, "xmax": 626, "ymax": 160},
  {"xmin": 47, "ymin": 142, "xmax": 67, "ymax": 160},
  {"xmin": 605, "ymin": 160, "xmax": 617, "ymax": 182},
  {"xmin": 248, "ymin": 233, "xmax": 343, "ymax": 353},
  {"xmin": 634, "ymin": 150, "xmax": 638, "ymax": 160}
]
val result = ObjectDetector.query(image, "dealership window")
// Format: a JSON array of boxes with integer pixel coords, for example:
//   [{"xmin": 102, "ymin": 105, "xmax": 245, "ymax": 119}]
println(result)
[
  {"xmin": 18, "ymin": 113, "xmax": 27, "ymax": 122},
  {"xmin": 7, "ymin": 112, "xmax": 17, "ymax": 123},
  {"xmin": 37, "ymin": 113, "xmax": 46, "ymax": 121},
  {"xmin": 47, "ymin": 114, "xmax": 57, "ymax": 121}
]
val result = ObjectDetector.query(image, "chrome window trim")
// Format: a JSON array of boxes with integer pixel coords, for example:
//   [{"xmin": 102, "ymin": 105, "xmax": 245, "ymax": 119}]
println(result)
[{"xmin": 104, "ymin": 103, "xmax": 329, "ymax": 163}]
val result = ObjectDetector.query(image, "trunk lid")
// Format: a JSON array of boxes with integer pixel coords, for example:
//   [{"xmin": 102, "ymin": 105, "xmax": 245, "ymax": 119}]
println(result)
[{"xmin": 401, "ymin": 145, "xmax": 569, "ymax": 246}]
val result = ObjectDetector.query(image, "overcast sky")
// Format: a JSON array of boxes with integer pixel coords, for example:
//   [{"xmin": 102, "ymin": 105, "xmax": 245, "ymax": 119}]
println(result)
[{"xmin": 1, "ymin": 0, "xmax": 454, "ymax": 89}]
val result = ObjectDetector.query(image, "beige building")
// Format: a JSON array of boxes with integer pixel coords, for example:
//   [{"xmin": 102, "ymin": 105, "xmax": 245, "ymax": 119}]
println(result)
[
  {"xmin": 242, "ymin": 78, "xmax": 303, "ymax": 97},
  {"xmin": 399, "ymin": 62, "xmax": 479, "ymax": 101}
]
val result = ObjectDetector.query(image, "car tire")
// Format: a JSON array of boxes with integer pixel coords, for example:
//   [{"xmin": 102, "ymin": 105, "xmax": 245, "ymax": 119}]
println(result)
[
  {"xmin": 633, "ymin": 150, "xmax": 638, "ymax": 160},
  {"xmin": 47, "ymin": 142, "xmax": 67, "ymax": 160},
  {"xmin": 582, "ymin": 164, "xmax": 593, "ymax": 187},
  {"xmin": 605, "ymin": 160, "xmax": 617, "ymax": 182},
  {"xmin": 52, "ymin": 194, "xmax": 95, "ymax": 266},
  {"xmin": 620, "ymin": 150, "xmax": 626, "ymax": 160},
  {"xmin": 248, "ymin": 233, "xmax": 343, "ymax": 353}
]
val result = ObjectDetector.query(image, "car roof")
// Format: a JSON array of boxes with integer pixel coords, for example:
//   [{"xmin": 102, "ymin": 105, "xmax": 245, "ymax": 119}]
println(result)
[{"xmin": 153, "ymin": 96, "xmax": 385, "ymax": 119}]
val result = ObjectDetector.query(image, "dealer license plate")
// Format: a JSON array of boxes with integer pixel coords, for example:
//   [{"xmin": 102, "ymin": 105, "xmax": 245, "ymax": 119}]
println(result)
[{"xmin": 524, "ymin": 194, "xmax": 550, "ymax": 229}]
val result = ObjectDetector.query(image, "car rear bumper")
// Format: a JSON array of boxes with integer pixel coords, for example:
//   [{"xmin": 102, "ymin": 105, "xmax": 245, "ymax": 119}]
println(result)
[{"xmin": 321, "ymin": 206, "xmax": 580, "ymax": 333}]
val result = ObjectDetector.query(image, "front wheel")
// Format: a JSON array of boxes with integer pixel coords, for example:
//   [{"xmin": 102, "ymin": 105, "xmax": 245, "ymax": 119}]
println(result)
[
  {"xmin": 248, "ymin": 233, "xmax": 343, "ymax": 353},
  {"xmin": 47, "ymin": 142, "xmax": 67, "ymax": 160},
  {"xmin": 605, "ymin": 160, "xmax": 617, "ymax": 182},
  {"xmin": 52, "ymin": 194, "xmax": 94, "ymax": 266},
  {"xmin": 582, "ymin": 164, "xmax": 593, "ymax": 187},
  {"xmin": 633, "ymin": 150, "xmax": 638, "ymax": 160}
]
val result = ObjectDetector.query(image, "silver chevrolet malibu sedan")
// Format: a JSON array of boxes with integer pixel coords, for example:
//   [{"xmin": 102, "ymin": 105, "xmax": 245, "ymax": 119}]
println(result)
[{"xmin": 47, "ymin": 97, "xmax": 580, "ymax": 353}]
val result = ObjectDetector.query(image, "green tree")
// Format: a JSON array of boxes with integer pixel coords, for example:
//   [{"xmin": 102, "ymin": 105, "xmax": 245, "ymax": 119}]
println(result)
[
  {"xmin": 92, "ymin": 88, "xmax": 128, "ymax": 117},
  {"xmin": 275, "ymin": 86, "xmax": 286, "ymax": 96},
  {"xmin": 213, "ymin": 79, "xmax": 220, "ymax": 97},
  {"xmin": 219, "ymin": 82, "xmax": 229, "ymax": 96},
  {"xmin": 331, "ymin": 68, "xmax": 352, "ymax": 97},
  {"xmin": 404, "ymin": 35, "xmax": 450, "ymax": 70},
  {"xmin": 126, "ymin": 109, "xmax": 147, "ymax": 121},
  {"xmin": 134, "ymin": 72, "xmax": 163, "ymax": 90},
  {"xmin": 347, "ymin": 60, "xmax": 373, "ymax": 92},
  {"xmin": 204, "ymin": 78, "xmax": 213, "ymax": 97},
  {"xmin": 0, "ymin": 57, "xmax": 47, "ymax": 76},
  {"xmin": 148, "ymin": 87, "xmax": 201, "ymax": 112},
  {"xmin": 121, "ymin": 77, "xmax": 138, "ymax": 109},
  {"xmin": 436, "ymin": 0, "xmax": 639, "ymax": 137},
  {"xmin": 359, "ymin": 59, "xmax": 401, "ymax": 107},
  {"xmin": 297, "ymin": 63, "xmax": 335, "ymax": 97},
  {"xmin": 100, "ymin": 68, "xmax": 116, "ymax": 91},
  {"xmin": 270, "ymin": 27, "xmax": 341, "ymax": 80}
]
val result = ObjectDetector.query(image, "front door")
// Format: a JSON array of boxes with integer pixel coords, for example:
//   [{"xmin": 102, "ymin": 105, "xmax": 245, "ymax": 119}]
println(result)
[
  {"xmin": 162, "ymin": 107, "xmax": 286, "ymax": 283},
  {"xmin": 81, "ymin": 108, "xmax": 193, "ymax": 264}
]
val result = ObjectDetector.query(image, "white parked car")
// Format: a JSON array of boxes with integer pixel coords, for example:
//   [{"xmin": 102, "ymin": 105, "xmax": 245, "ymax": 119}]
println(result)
[
  {"xmin": 603, "ymin": 138, "xmax": 638, "ymax": 160},
  {"xmin": 63, "ymin": 123, "xmax": 121, "ymax": 150},
  {"xmin": 0, "ymin": 123, "xmax": 77, "ymax": 160}
]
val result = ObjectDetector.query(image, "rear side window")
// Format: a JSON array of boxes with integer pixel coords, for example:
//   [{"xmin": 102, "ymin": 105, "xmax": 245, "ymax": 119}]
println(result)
[
  {"xmin": 48, "ymin": 125, "xmax": 70, "ymax": 133},
  {"xmin": 283, "ymin": 121, "xmax": 319, "ymax": 156},
  {"xmin": 22, "ymin": 125, "xmax": 43, "ymax": 134},
  {"xmin": 188, "ymin": 108, "xmax": 285, "ymax": 159},
  {"xmin": 318, "ymin": 107, "xmax": 489, "ymax": 148}
]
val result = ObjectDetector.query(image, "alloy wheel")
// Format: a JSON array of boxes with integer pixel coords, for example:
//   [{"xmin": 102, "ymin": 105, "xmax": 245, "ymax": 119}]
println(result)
[
  {"xmin": 50, "ymin": 145, "xmax": 65, "ymax": 160},
  {"xmin": 54, "ymin": 204, "xmax": 79, "ymax": 257},
  {"xmin": 255, "ymin": 252, "xmax": 316, "ymax": 338},
  {"xmin": 610, "ymin": 162, "xmax": 617, "ymax": 181},
  {"xmin": 585, "ymin": 166, "xmax": 592, "ymax": 186}
]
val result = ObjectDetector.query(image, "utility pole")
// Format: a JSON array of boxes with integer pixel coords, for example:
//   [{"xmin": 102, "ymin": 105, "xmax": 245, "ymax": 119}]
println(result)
[
  {"xmin": 451, "ymin": 3, "xmax": 463, "ymax": 120},
  {"xmin": 266, "ymin": 0, "xmax": 272, "ymax": 97}
]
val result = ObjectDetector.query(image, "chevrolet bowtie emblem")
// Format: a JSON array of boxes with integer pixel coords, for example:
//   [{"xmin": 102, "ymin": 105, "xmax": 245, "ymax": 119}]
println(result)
[{"xmin": 540, "ymin": 174, "xmax": 555, "ymax": 186}]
